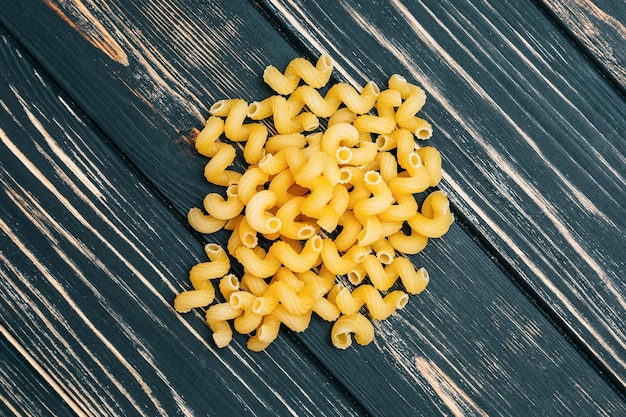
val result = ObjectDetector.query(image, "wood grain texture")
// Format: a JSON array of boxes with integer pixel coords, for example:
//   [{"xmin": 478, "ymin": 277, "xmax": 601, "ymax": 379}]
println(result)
[
  {"xmin": 539, "ymin": 0, "xmax": 626, "ymax": 91},
  {"xmin": 0, "ymin": 32, "xmax": 365, "ymax": 417},
  {"xmin": 0, "ymin": 328, "xmax": 75, "ymax": 417},
  {"xmin": 0, "ymin": 0, "xmax": 625, "ymax": 415},
  {"xmin": 257, "ymin": 0, "xmax": 626, "ymax": 388}
]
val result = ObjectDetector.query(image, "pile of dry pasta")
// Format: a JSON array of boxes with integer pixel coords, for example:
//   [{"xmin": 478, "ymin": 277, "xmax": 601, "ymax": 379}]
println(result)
[{"xmin": 174, "ymin": 54, "xmax": 454, "ymax": 351}]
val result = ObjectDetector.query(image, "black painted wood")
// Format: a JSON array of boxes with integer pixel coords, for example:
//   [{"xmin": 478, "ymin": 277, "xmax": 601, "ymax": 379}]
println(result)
[
  {"xmin": 539, "ymin": 0, "xmax": 626, "ymax": 92},
  {"xmin": 0, "ymin": 0, "xmax": 624, "ymax": 415},
  {"xmin": 0, "ymin": 30, "xmax": 364, "ymax": 416},
  {"xmin": 257, "ymin": 0, "xmax": 626, "ymax": 388},
  {"xmin": 0, "ymin": 330, "xmax": 75, "ymax": 417}
]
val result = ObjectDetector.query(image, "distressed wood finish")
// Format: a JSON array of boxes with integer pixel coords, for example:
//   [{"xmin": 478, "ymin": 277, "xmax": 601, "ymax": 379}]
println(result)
[
  {"xmin": 0, "ymin": 31, "xmax": 365, "ymax": 416},
  {"xmin": 257, "ymin": 0, "xmax": 626, "ymax": 388},
  {"xmin": 0, "ymin": 329, "xmax": 74, "ymax": 416},
  {"xmin": 0, "ymin": 0, "xmax": 624, "ymax": 415},
  {"xmin": 540, "ymin": 0, "xmax": 626, "ymax": 91}
]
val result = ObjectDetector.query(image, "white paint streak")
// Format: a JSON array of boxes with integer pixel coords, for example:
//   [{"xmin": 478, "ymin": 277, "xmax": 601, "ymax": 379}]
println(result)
[
  {"xmin": 416, "ymin": 357, "xmax": 488, "ymax": 417},
  {"xmin": 0, "ymin": 324, "xmax": 89, "ymax": 417}
]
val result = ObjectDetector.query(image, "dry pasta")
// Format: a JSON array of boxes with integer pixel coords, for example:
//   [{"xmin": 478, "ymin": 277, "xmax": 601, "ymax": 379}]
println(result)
[{"xmin": 174, "ymin": 54, "xmax": 455, "ymax": 352}]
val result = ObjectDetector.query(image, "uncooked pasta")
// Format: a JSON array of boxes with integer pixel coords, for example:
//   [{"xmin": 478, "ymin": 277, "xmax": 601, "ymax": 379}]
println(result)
[{"xmin": 174, "ymin": 54, "xmax": 454, "ymax": 351}]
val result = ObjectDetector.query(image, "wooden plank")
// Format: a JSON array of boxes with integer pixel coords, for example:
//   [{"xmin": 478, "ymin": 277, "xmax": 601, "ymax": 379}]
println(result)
[
  {"xmin": 538, "ymin": 0, "xmax": 626, "ymax": 91},
  {"xmin": 0, "ymin": 328, "xmax": 75, "ymax": 417},
  {"xmin": 256, "ymin": 0, "xmax": 626, "ymax": 388},
  {"xmin": 1, "ymin": 1, "xmax": 625, "ymax": 415},
  {"xmin": 0, "ymin": 31, "xmax": 365, "ymax": 416}
]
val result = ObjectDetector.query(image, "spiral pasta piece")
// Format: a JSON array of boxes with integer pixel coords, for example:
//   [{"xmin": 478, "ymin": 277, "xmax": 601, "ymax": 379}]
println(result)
[
  {"xmin": 331, "ymin": 313, "xmax": 375, "ymax": 349},
  {"xmin": 407, "ymin": 190, "xmax": 454, "ymax": 238},
  {"xmin": 252, "ymin": 278, "xmax": 326, "ymax": 316},
  {"xmin": 263, "ymin": 54, "xmax": 333, "ymax": 95},
  {"xmin": 325, "ymin": 81, "xmax": 380, "ymax": 114},
  {"xmin": 386, "ymin": 258, "xmax": 429, "ymax": 295},
  {"xmin": 205, "ymin": 303, "xmax": 242, "ymax": 348},
  {"xmin": 203, "ymin": 142, "xmax": 241, "ymax": 186},
  {"xmin": 245, "ymin": 190, "xmax": 282, "ymax": 235},
  {"xmin": 270, "ymin": 235, "xmax": 323, "ymax": 273},
  {"xmin": 388, "ymin": 74, "xmax": 432, "ymax": 139},
  {"xmin": 203, "ymin": 185, "xmax": 244, "ymax": 221},
  {"xmin": 334, "ymin": 284, "xmax": 408, "ymax": 320},
  {"xmin": 229, "ymin": 291, "xmax": 263, "ymax": 334},
  {"xmin": 248, "ymin": 95, "xmax": 319, "ymax": 134},
  {"xmin": 187, "ymin": 207, "xmax": 227, "ymax": 234},
  {"xmin": 321, "ymin": 238, "xmax": 371, "ymax": 275}
]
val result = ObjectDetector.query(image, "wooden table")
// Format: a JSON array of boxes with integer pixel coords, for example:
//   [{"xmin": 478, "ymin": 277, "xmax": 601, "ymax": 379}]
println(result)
[{"xmin": 1, "ymin": 1, "xmax": 624, "ymax": 415}]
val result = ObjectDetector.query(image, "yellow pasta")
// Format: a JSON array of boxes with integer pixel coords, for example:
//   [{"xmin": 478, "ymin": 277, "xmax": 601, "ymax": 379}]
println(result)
[
  {"xmin": 203, "ymin": 185, "xmax": 244, "ymax": 221},
  {"xmin": 205, "ymin": 303, "xmax": 241, "ymax": 348},
  {"xmin": 325, "ymin": 81, "xmax": 380, "ymax": 114},
  {"xmin": 252, "ymin": 278, "xmax": 325, "ymax": 316},
  {"xmin": 229, "ymin": 291, "xmax": 263, "ymax": 334},
  {"xmin": 187, "ymin": 207, "xmax": 227, "ymax": 234},
  {"xmin": 263, "ymin": 54, "xmax": 333, "ymax": 95},
  {"xmin": 219, "ymin": 274, "xmax": 240, "ymax": 301},
  {"xmin": 245, "ymin": 190, "xmax": 282, "ymax": 234},
  {"xmin": 248, "ymin": 95, "xmax": 319, "ymax": 134},
  {"xmin": 331, "ymin": 313, "xmax": 375, "ymax": 349},
  {"xmin": 321, "ymin": 238, "xmax": 371, "ymax": 275},
  {"xmin": 407, "ymin": 190, "xmax": 454, "ymax": 238},
  {"xmin": 386, "ymin": 258, "xmax": 429, "ymax": 295},
  {"xmin": 333, "ymin": 284, "xmax": 408, "ymax": 320},
  {"xmin": 175, "ymin": 55, "xmax": 455, "ymax": 352},
  {"xmin": 388, "ymin": 74, "xmax": 432, "ymax": 140}
]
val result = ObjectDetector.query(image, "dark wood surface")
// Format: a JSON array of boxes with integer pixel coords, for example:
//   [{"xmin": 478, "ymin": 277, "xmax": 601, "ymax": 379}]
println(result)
[{"xmin": 0, "ymin": 0, "xmax": 624, "ymax": 416}]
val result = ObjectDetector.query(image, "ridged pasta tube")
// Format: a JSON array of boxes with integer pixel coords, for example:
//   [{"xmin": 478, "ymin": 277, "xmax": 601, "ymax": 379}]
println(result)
[
  {"xmin": 333, "ymin": 284, "xmax": 408, "ymax": 320},
  {"xmin": 187, "ymin": 208, "xmax": 227, "ymax": 234},
  {"xmin": 270, "ymin": 235, "xmax": 323, "ymax": 273},
  {"xmin": 195, "ymin": 116, "xmax": 224, "ymax": 157},
  {"xmin": 264, "ymin": 133, "xmax": 307, "ymax": 154},
  {"xmin": 203, "ymin": 142, "xmax": 241, "ymax": 186},
  {"xmin": 252, "ymin": 279, "xmax": 326, "ymax": 316},
  {"xmin": 263, "ymin": 54, "xmax": 333, "ymax": 95},
  {"xmin": 173, "ymin": 244, "xmax": 230, "ymax": 312},
  {"xmin": 375, "ymin": 88, "xmax": 402, "ymax": 120},
  {"xmin": 248, "ymin": 95, "xmax": 319, "ymax": 134},
  {"xmin": 362, "ymin": 253, "xmax": 396, "ymax": 291},
  {"xmin": 247, "ymin": 305, "xmax": 313, "ymax": 351},
  {"xmin": 237, "ymin": 216, "xmax": 258, "ymax": 249},
  {"xmin": 417, "ymin": 146, "xmax": 443, "ymax": 187},
  {"xmin": 209, "ymin": 99, "xmax": 249, "ymax": 142},
  {"xmin": 388, "ymin": 227, "xmax": 429, "ymax": 255},
  {"xmin": 386, "ymin": 258, "xmax": 429, "ymax": 294},
  {"xmin": 275, "ymin": 196, "xmax": 318, "ymax": 240},
  {"xmin": 325, "ymin": 81, "xmax": 380, "ymax": 114},
  {"xmin": 331, "ymin": 313, "xmax": 375, "ymax": 349},
  {"xmin": 321, "ymin": 238, "xmax": 371, "ymax": 275},
  {"xmin": 219, "ymin": 274, "xmax": 240, "ymax": 301},
  {"xmin": 245, "ymin": 190, "xmax": 282, "ymax": 234},
  {"xmin": 321, "ymin": 123, "xmax": 360, "ymax": 158},
  {"xmin": 407, "ymin": 190, "xmax": 454, "ymax": 238},
  {"xmin": 203, "ymin": 185, "xmax": 244, "ymax": 221},
  {"xmin": 388, "ymin": 74, "xmax": 432, "ymax": 139},
  {"xmin": 229, "ymin": 291, "xmax": 263, "ymax": 335},
  {"xmin": 353, "ymin": 170, "xmax": 395, "ymax": 220},
  {"xmin": 372, "ymin": 238, "xmax": 395, "ymax": 265},
  {"xmin": 378, "ymin": 193, "xmax": 418, "ymax": 222},
  {"xmin": 235, "ymin": 245, "xmax": 282, "ymax": 278},
  {"xmin": 205, "ymin": 303, "xmax": 241, "ymax": 348},
  {"xmin": 207, "ymin": 99, "xmax": 270, "ymax": 165},
  {"xmin": 240, "ymin": 272, "xmax": 269, "ymax": 297}
]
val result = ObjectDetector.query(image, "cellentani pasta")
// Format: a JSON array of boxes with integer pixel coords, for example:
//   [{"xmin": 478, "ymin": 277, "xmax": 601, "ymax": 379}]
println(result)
[{"xmin": 174, "ymin": 55, "xmax": 454, "ymax": 351}]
